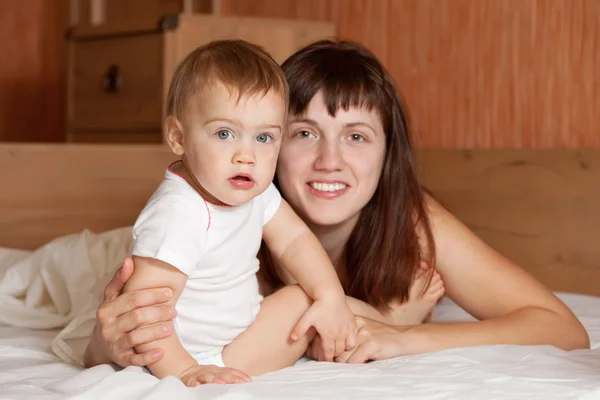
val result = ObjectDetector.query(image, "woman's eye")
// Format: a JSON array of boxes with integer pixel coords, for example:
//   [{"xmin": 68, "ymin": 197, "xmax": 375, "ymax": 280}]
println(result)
[
  {"xmin": 216, "ymin": 129, "xmax": 233, "ymax": 139},
  {"xmin": 349, "ymin": 133, "xmax": 365, "ymax": 142},
  {"xmin": 257, "ymin": 134, "xmax": 272, "ymax": 143},
  {"xmin": 296, "ymin": 130, "xmax": 315, "ymax": 139}
]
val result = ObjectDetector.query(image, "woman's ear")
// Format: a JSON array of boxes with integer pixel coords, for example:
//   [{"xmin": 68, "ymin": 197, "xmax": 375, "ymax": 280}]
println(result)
[{"xmin": 164, "ymin": 115, "xmax": 185, "ymax": 155}]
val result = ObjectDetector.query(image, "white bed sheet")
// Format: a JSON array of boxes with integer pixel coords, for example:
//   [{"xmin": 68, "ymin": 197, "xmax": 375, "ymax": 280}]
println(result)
[
  {"xmin": 1, "ymin": 240, "xmax": 600, "ymax": 399},
  {"xmin": 1, "ymin": 297, "xmax": 599, "ymax": 399}
]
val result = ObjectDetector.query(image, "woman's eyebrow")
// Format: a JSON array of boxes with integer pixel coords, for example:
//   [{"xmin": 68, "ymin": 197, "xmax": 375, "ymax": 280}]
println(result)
[
  {"xmin": 344, "ymin": 122, "xmax": 377, "ymax": 134},
  {"xmin": 289, "ymin": 118, "xmax": 318, "ymax": 126}
]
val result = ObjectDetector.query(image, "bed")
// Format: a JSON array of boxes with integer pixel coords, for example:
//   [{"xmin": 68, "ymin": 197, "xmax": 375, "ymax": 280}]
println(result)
[{"xmin": 1, "ymin": 143, "xmax": 599, "ymax": 399}]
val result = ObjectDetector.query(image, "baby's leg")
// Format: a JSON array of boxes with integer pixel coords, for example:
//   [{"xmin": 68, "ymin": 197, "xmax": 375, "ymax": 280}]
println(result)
[
  {"xmin": 346, "ymin": 263, "xmax": 445, "ymax": 326},
  {"xmin": 222, "ymin": 284, "xmax": 315, "ymax": 376}
]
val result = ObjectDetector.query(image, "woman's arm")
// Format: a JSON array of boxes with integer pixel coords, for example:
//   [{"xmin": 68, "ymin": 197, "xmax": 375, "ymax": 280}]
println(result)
[
  {"xmin": 414, "ymin": 194, "xmax": 589, "ymax": 352},
  {"xmin": 333, "ymin": 195, "xmax": 589, "ymax": 363}
]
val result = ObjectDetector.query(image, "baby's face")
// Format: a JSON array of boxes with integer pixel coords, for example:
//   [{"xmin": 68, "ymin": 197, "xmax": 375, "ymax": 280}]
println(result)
[{"xmin": 179, "ymin": 82, "xmax": 286, "ymax": 206}]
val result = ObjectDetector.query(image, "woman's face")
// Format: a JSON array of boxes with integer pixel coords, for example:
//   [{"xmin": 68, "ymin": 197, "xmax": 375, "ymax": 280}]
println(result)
[{"xmin": 277, "ymin": 91, "xmax": 386, "ymax": 228}]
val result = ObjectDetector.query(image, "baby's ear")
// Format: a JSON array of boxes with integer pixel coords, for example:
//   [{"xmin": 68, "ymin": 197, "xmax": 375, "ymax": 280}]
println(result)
[{"xmin": 164, "ymin": 115, "xmax": 185, "ymax": 156}]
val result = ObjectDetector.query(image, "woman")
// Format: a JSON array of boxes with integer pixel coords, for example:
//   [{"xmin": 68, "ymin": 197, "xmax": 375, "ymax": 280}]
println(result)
[{"xmin": 84, "ymin": 40, "xmax": 589, "ymax": 375}]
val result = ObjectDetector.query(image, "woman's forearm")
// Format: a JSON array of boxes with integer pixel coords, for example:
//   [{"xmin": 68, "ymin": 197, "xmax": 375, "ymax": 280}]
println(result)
[{"xmin": 404, "ymin": 307, "xmax": 590, "ymax": 355}]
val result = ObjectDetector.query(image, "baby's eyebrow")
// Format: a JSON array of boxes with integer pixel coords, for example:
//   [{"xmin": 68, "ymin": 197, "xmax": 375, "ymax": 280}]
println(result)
[
  {"xmin": 204, "ymin": 117, "xmax": 242, "ymax": 126},
  {"xmin": 259, "ymin": 124, "xmax": 282, "ymax": 131},
  {"xmin": 204, "ymin": 118, "xmax": 280, "ymax": 131}
]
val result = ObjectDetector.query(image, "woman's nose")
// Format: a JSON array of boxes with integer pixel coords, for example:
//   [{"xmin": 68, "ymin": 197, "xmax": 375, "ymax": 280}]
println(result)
[{"xmin": 314, "ymin": 140, "xmax": 345, "ymax": 171}]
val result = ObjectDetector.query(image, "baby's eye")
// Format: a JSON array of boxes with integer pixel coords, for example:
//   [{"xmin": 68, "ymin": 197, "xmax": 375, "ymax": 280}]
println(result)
[
  {"xmin": 257, "ymin": 134, "xmax": 272, "ymax": 143},
  {"xmin": 216, "ymin": 129, "xmax": 233, "ymax": 139}
]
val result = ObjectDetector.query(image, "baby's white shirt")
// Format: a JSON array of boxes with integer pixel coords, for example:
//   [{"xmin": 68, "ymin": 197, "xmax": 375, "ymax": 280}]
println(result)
[{"xmin": 131, "ymin": 166, "xmax": 281, "ymax": 358}]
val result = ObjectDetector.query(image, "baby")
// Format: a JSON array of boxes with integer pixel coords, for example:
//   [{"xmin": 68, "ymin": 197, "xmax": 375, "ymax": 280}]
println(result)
[{"xmin": 124, "ymin": 39, "xmax": 357, "ymax": 387}]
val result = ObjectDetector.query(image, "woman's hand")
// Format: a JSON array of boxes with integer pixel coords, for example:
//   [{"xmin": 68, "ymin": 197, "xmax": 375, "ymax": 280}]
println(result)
[
  {"xmin": 85, "ymin": 257, "xmax": 177, "ymax": 368},
  {"xmin": 306, "ymin": 317, "xmax": 410, "ymax": 364}
]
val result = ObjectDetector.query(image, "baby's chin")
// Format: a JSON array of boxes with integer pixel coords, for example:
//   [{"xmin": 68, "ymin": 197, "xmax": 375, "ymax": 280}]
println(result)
[{"xmin": 214, "ymin": 191, "xmax": 257, "ymax": 207}]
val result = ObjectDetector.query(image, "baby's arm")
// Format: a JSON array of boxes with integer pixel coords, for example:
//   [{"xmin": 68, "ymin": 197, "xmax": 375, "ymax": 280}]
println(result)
[
  {"xmin": 262, "ymin": 200, "xmax": 357, "ymax": 360},
  {"xmin": 123, "ymin": 256, "xmax": 197, "ymax": 379},
  {"xmin": 123, "ymin": 257, "xmax": 250, "ymax": 385},
  {"xmin": 262, "ymin": 199, "xmax": 344, "ymax": 304}
]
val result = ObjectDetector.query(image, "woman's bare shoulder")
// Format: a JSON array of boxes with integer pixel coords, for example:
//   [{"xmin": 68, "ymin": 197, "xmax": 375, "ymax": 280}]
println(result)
[{"xmin": 419, "ymin": 190, "xmax": 577, "ymax": 322}]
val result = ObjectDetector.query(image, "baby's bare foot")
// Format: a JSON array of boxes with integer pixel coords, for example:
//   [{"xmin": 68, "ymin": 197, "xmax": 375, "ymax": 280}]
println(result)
[{"xmin": 390, "ymin": 262, "xmax": 445, "ymax": 325}]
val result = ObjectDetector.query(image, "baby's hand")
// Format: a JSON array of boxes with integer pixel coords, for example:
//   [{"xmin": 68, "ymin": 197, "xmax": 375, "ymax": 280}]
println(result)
[
  {"xmin": 178, "ymin": 364, "xmax": 251, "ymax": 387},
  {"xmin": 291, "ymin": 295, "xmax": 358, "ymax": 362}
]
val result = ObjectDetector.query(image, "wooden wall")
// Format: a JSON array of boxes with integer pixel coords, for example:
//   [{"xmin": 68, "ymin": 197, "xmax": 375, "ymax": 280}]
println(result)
[
  {"xmin": 1, "ymin": 1, "xmax": 597, "ymax": 147},
  {"xmin": 0, "ymin": 0, "xmax": 66, "ymax": 142},
  {"xmin": 220, "ymin": 0, "xmax": 600, "ymax": 149},
  {"xmin": 3, "ymin": 144, "xmax": 599, "ymax": 296}
]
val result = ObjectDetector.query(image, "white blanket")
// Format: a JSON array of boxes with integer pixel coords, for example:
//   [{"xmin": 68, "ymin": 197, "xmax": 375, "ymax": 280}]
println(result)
[
  {"xmin": 0, "ymin": 227, "xmax": 132, "ymax": 366},
  {"xmin": 1, "ymin": 229, "xmax": 600, "ymax": 399}
]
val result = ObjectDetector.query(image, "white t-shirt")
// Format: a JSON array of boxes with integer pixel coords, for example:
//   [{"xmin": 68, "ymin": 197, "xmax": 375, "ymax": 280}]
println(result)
[{"xmin": 131, "ymin": 164, "xmax": 281, "ymax": 358}]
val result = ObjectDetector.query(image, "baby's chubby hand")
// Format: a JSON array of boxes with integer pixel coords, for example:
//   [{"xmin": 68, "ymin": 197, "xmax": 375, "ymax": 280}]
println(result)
[
  {"xmin": 178, "ymin": 364, "xmax": 251, "ymax": 387},
  {"xmin": 290, "ymin": 294, "xmax": 358, "ymax": 361}
]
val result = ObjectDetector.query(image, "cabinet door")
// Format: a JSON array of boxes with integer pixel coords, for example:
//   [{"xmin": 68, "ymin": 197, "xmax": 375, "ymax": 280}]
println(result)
[{"xmin": 69, "ymin": 34, "xmax": 163, "ymax": 131}]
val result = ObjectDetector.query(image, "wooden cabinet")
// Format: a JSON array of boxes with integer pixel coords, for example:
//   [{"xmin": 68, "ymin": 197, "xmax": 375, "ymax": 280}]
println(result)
[
  {"xmin": 69, "ymin": 0, "xmax": 213, "ymax": 26},
  {"xmin": 66, "ymin": 13, "xmax": 335, "ymax": 143}
]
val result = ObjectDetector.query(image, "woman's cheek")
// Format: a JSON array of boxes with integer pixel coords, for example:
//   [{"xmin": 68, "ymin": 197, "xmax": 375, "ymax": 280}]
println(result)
[
  {"xmin": 347, "ymin": 147, "xmax": 378, "ymax": 175},
  {"xmin": 276, "ymin": 150, "xmax": 306, "ymax": 200},
  {"xmin": 279, "ymin": 141, "xmax": 308, "ymax": 173}
]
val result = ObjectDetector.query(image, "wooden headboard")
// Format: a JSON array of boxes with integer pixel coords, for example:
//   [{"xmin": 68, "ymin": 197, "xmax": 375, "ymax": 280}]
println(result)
[
  {"xmin": 418, "ymin": 149, "xmax": 600, "ymax": 297},
  {"xmin": 1, "ymin": 144, "xmax": 176, "ymax": 250},
  {"xmin": 1, "ymin": 144, "xmax": 598, "ymax": 296}
]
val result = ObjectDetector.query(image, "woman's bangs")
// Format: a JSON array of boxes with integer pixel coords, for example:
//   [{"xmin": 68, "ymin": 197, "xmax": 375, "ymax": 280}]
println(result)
[
  {"xmin": 321, "ymin": 79, "xmax": 383, "ymax": 118},
  {"xmin": 289, "ymin": 73, "xmax": 385, "ymax": 120}
]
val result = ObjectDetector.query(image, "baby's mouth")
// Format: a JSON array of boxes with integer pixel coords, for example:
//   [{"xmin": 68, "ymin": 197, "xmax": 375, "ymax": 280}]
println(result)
[{"xmin": 231, "ymin": 174, "xmax": 253, "ymax": 182}]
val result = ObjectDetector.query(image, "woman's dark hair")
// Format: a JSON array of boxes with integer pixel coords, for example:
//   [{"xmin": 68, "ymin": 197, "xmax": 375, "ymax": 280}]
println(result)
[{"xmin": 258, "ymin": 40, "xmax": 436, "ymax": 310}]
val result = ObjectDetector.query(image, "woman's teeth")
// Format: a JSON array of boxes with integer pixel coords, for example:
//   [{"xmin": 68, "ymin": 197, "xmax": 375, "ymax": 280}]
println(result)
[{"xmin": 309, "ymin": 182, "xmax": 347, "ymax": 192}]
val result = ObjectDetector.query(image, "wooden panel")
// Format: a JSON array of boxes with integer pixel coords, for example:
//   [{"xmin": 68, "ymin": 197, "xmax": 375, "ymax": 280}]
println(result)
[
  {"xmin": 0, "ymin": 144, "xmax": 598, "ymax": 296},
  {"xmin": 419, "ymin": 149, "xmax": 600, "ymax": 296},
  {"xmin": 0, "ymin": 0, "xmax": 64, "ymax": 142},
  {"xmin": 0, "ymin": 144, "xmax": 176, "ymax": 250},
  {"xmin": 74, "ymin": 0, "xmax": 213, "ymax": 26},
  {"xmin": 104, "ymin": 0, "xmax": 185, "ymax": 23},
  {"xmin": 68, "ymin": 130, "xmax": 163, "ymax": 143},
  {"xmin": 69, "ymin": 34, "xmax": 163, "ymax": 130},
  {"xmin": 174, "ymin": 14, "xmax": 335, "ymax": 66},
  {"xmin": 220, "ymin": 0, "xmax": 600, "ymax": 149}
]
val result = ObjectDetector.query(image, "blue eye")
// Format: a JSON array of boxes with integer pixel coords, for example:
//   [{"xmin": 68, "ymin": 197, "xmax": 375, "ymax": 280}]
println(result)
[
  {"xmin": 217, "ymin": 129, "xmax": 233, "ymax": 139},
  {"xmin": 257, "ymin": 134, "xmax": 272, "ymax": 143}
]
